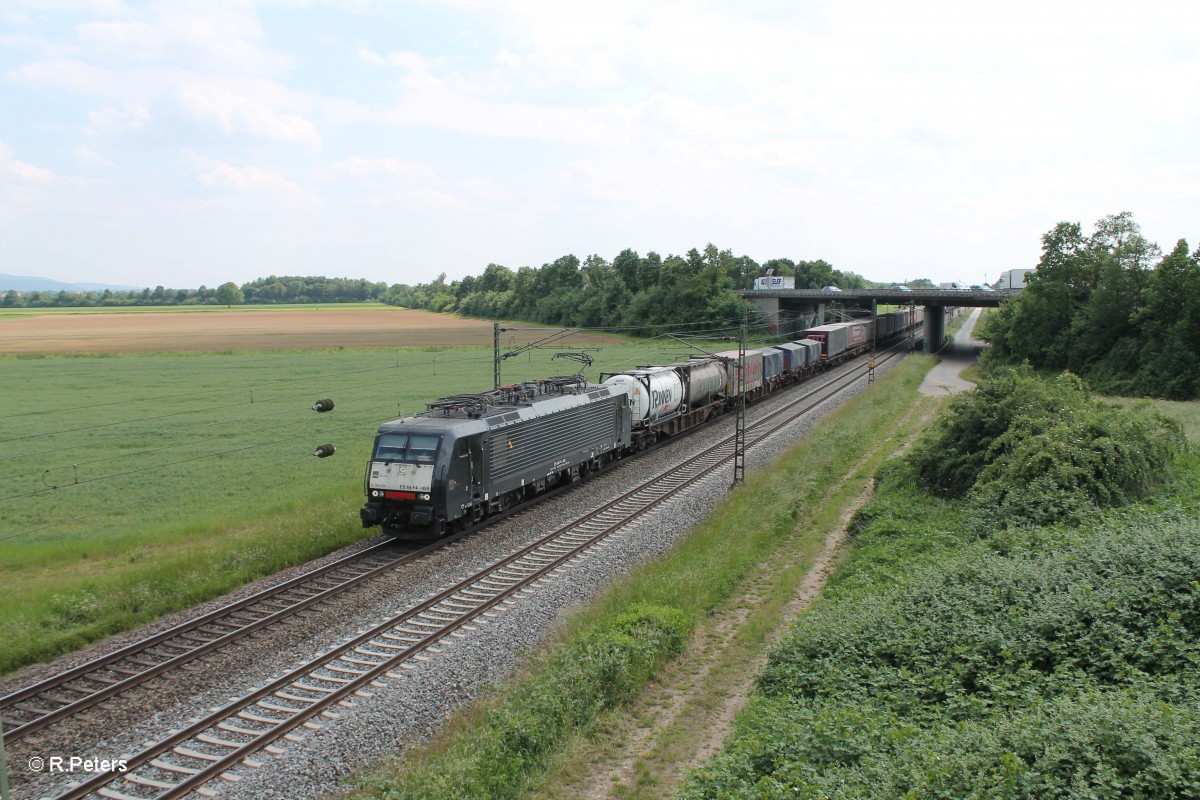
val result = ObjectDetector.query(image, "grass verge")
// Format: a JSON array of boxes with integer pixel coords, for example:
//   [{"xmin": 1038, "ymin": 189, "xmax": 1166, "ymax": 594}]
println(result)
[{"xmin": 347, "ymin": 354, "xmax": 939, "ymax": 800}]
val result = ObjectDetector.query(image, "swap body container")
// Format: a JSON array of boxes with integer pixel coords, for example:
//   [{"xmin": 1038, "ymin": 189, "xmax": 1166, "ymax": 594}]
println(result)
[
  {"xmin": 797, "ymin": 339, "xmax": 822, "ymax": 364},
  {"xmin": 773, "ymin": 342, "xmax": 807, "ymax": 372},
  {"xmin": 759, "ymin": 348, "xmax": 785, "ymax": 380},
  {"xmin": 714, "ymin": 350, "xmax": 763, "ymax": 395},
  {"xmin": 801, "ymin": 325, "xmax": 849, "ymax": 358}
]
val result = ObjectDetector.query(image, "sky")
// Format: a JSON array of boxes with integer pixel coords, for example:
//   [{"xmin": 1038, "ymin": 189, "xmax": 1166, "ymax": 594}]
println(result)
[{"xmin": 1, "ymin": 0, "xmax": 1197, "ymax": 291}]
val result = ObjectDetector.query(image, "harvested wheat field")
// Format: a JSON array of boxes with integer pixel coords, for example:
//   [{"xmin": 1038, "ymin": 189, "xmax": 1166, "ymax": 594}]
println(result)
[{"xmin": 0, "ymin": 307, "xmax": 619, "ymax": 354}]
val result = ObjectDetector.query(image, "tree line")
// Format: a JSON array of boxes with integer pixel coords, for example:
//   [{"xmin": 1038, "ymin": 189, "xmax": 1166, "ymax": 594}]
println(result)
[
  {"xmin": 1, "ymin": 276, "xmax": 391, "ymax": 309},
  {"xmin": 2, "ymin": 253, "xmax": 867, "ymax": 328},
  {"xmin": 380, "ymin": 245, "xmax": 869, "ymax": 334},
  {"xmin": 979, "ymin": 212, "xmax": 1200, "ymax": 399}
]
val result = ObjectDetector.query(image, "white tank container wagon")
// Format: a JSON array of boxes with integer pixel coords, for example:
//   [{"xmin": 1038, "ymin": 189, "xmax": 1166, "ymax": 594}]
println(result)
[{"xmin": 601, "ymin": 358, "xmax": 727, "ymax": 443}]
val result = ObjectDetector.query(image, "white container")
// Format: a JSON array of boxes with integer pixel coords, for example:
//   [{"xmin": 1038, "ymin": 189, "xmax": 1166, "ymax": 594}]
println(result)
[{"xmin": 603, "ymin": 367, "xmax": 684, "ymax": 423}]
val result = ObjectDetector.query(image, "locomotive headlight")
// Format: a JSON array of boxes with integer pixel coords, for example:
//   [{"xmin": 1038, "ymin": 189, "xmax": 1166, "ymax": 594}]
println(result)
[
  {"xmin": 420, "ymin": 493, "xmax": 431, "ymax": 501},
  {"xmin": 371, "ymin": 490, "xmax": 381, "ymax": 498}
]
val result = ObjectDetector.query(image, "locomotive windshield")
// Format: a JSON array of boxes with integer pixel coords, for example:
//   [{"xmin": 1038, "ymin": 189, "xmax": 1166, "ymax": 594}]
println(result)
[{"xmin": 374, "ymin": 433, "xmax": 441, "ymax": 464}]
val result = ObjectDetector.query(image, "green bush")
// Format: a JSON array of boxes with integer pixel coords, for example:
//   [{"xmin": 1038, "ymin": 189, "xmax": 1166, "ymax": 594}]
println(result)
[
  {"xmin": 681, "ymin": 514, "xmax": 1200, "ymax": 799},
  {"xmin": 684, "ymin": 690, "xmax": 1200, "ymax": 799},
  {"xmin": 906, "ymin": 368, "xmax": 1186, "ymax": 529}
]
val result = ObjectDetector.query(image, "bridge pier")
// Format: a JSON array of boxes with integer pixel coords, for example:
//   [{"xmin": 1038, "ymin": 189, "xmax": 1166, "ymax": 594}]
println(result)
[{"xmin": 924, "ymin": 305, "xmax": 945, "ymax": 352}]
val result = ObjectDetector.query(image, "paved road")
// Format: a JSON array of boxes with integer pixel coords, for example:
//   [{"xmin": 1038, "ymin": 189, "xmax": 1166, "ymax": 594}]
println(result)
[{"xmin": 918, "ymin": 307, "xmax": 985, "ymax": 396}]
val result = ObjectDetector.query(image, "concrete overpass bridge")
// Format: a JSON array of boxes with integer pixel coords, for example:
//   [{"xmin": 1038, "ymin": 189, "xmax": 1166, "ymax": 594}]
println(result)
[{"xmin": 738, "ymin": 288, "xmax": 1016, "ymax": 350}]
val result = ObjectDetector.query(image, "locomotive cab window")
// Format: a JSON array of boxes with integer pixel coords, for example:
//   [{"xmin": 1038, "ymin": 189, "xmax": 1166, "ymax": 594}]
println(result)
[{"xmin": 374, "ymin": 433, "xmax": 441, "ymax": 464}]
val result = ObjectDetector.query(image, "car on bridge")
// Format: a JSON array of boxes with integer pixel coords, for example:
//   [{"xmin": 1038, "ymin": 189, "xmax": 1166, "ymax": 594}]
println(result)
[
  {"xmin": 821, "ymin": 285, "xmax": 842, "ymax": 293},
  {"xmin": 891, "ymin": 284, "xmax": 912, "ymax": 292}
]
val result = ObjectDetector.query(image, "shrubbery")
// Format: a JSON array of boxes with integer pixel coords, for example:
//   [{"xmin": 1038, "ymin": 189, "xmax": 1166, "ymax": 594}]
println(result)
[
  {"xmin": 681, "ymin": 512, "xmax": 1200, "ymax": 799},
  {"xmin": 682, "ymin": 371, "xmax": 1198, "ymax": 799},
  {"xmin": 907, "ymin": 368, "xmax": 1186, "ymax": 528}
]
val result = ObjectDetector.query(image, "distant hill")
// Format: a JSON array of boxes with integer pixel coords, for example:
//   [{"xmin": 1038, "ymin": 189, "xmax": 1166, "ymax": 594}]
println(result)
[{"xmin": 0, "ymin": 273, "xmax": 142, "ymax": 292}]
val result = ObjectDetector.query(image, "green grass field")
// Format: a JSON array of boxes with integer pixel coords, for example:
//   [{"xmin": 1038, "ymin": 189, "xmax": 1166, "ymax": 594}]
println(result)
[{"xmin": 0, "ymin": 339, "xmax": 712, "ymax": 674}]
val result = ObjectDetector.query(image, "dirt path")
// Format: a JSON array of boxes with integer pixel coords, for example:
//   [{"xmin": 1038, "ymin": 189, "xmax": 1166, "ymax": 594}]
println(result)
[
  {"xmin": 918, "ymin": 307, "xmax": 985, "ymax": 396},
  {"xmin": 530, "ymin": 394, "xmax": 943, "ymax": 800}
]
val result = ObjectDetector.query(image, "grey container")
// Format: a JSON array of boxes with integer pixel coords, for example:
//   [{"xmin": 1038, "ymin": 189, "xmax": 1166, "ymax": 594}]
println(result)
[
  {"xmin": 797, "ymin": 339, "xmax": 822, "ymax": 364},
  {"xmin": 773, "ymin": 342, "xmax": 806, "ymax": 372},
  {"xmin": 759, "ymin": 348, "xmax": 784, "ymax": 380},
  {"xmin": 802, "ymin": 325, "xmax": 849, "ymax": 358}
]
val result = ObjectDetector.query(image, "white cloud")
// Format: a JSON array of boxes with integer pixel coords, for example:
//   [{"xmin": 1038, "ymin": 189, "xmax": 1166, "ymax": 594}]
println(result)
[
  {"xmin": 495, "ymin": 47, "xmax": 520, "ymax": 69},
  {"xmin": 85, "ymin": 103, "xmax": 150, "ymax": 135},
  {"xmin": 175, "ymin": 78, "xmax": 321, "ymax": 147},
  {"xmin": 356, "ymin": 46, "xmax": 387, "ymax": 66},
  {"xmin": 6, "ymin": 57, "xmax": 110, "ymax": 93},
  {"xmin": 192, "ymin": 155, "xmax": 317, "ymax": 204},
  {"xmin": 323, "ymin": 156, "xmax": 464, "ymax": 210},
  {"xmin": 74, "ymin": 19, "xmax": 159, "ymax": 57},
  {"xmin": 0, "ymin": 141, "xmax": 57, "ymax": 182},
  {"xmin": 327, "ymin": 156, "xmax": 437, "ymax": 183},
  {"xmin": 73, "ymin": 144, "xmax": 112, "ymax": 166}
]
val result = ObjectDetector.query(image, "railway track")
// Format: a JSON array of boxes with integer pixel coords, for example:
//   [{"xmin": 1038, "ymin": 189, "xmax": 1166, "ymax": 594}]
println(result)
[
  {"xmin": 47, "ymin": 342, "xmax": 910, "ymax": 800},
  {"xmin": 0, "ymin": 539, "xmax": 440, "ymax": 744},
  {"xmin": 1, "ymin": 438, "xmax": 637, "ymax": 746}
]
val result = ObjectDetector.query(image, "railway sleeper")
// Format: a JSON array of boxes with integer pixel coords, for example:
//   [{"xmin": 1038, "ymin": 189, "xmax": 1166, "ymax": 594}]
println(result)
[
  {"xmin": 151, "ymin": 757, "xmax": 202, "ymax": 775},
  {"xmin": 123, "ymin": 772, "xmax": 180, "ymax": 790},
  {"xmin": 173, "ymin": 746, "xmax": 224, "ymax": 762},
  {"xmin": 293, "ymin": 681, "xmax": 337, "ymax": 694},
  {"xmin": 340, "ymin": 653, "xmax": 385, "ymax": 667},
  {"xmin": 406, "ymin": 618, "xmax": 445, "ymax": 629},
  {"xmin": 75, "ymin": 673, "xmax": 120, "ymax": 687},
  {"xmin": 357, "ymin": 642, "xmax": 408, "ymax": 655},
  {"xmin": 256, "ymin": 699, "xmax": 306, "ymax": 714},
  {"xmin": 216, "ymin": 721, "xmax": 263, "ymax": 736},
  {"xmin": 98, "ymin": 784, "xmax": 161, "ymax": 800},
  {"xmin": 12, "ymin": 701, "xmax": 54, "ymax": 716},
  {"xmin": 196, "ymin": 732, "xmax": 244, "ymax": 748},
  {"xmin": 323, "ymin": 662, "xmax": 369, "ymax": 676},
  {"xmin": 237, "ymin": 709, "xmax": 290, "ymax": 725},
  {"xmin": 440, "ymin": 599, "xmax": 480, "ymax": 611},
  {"xmin": 393, "ymin": 626, "xmax": 434, "ymax": 637},
  {"xmin": 274, "ymin": 690, "xmax": 325, "ymax": 704}
]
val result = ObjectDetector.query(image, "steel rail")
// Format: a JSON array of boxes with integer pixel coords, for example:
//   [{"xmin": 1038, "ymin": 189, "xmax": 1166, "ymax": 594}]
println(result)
[{"xmin": 0, "ymin": 539, "xmax": 432, "ymax": 741}]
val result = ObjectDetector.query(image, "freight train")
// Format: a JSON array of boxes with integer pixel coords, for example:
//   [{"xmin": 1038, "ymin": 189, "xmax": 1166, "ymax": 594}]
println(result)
[{"xmin": 360, "ymin": 309, "xmax": 922, "ymax": 538}]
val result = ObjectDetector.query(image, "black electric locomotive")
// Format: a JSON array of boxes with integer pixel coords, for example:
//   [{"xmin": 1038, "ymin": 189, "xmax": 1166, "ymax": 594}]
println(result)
[{"xmin": 361, "ymin": 376, "xmax": 630, "ymax": 537}]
